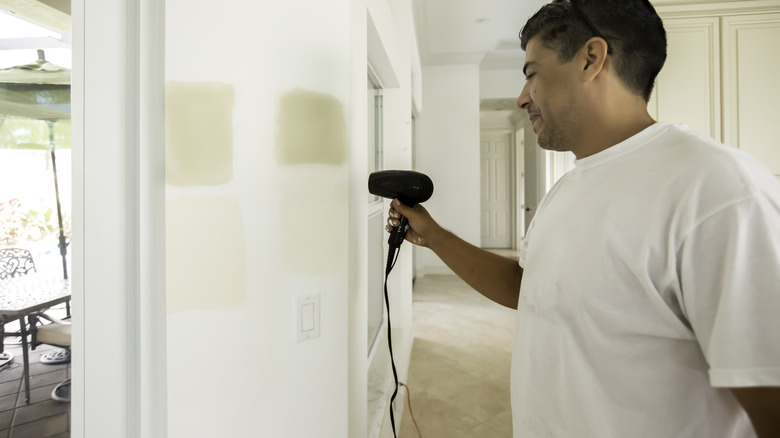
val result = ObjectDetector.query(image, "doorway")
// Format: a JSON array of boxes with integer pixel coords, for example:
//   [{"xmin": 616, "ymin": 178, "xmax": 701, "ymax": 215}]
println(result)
[{"xmin": 0, "ymin": 6, "xmax": 73, "ymax": 436}]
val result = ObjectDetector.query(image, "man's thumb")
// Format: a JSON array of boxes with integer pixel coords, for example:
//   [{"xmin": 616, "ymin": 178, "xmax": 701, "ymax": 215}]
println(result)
[{"xmin": 392, "ymin": 198, "xmax": 414, "ymax": 217}]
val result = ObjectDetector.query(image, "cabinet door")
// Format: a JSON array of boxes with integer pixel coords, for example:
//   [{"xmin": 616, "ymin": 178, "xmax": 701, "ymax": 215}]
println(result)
[
  {"xmin": 649, "ymin": 17, "xmax": 721, "ymax": 141},
  {"xmin": 723, "ymin": 12, "xmax": 780, "ymax": 177}
]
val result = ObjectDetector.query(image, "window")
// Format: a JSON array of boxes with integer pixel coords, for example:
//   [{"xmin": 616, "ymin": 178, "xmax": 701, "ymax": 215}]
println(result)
[
  {"xmin": 368, "ymin": 72, "xmax": 383, "ymax": 203},
  {"xmin": 367, "ymin": 71, "xmax": 384, "ymax": 352}
]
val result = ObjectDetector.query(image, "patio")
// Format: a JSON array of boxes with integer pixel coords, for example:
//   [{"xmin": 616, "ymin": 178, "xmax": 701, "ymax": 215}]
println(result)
[{"xmin": 0, "ymin": 337, "xmax": 70, "ymax": 437}]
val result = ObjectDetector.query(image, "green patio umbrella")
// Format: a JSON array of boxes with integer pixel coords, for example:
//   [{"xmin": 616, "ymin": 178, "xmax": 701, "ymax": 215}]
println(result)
[{"xmin": 0, "ymin": 50, "xmax": 70, "ymax": 280}]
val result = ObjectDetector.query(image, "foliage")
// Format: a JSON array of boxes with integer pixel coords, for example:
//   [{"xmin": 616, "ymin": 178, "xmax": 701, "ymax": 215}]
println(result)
[
  {"xmin": 0, "ymin": 117, "xmax": 71, "ymax": 150},
  {"xmin": 0, "ymin": 198, "xmax": 70, "ymax": 246},
  {"xmin": 0, "ymin": 199, "xmax": 25, "ymax": 245},
  {"xmin": 23, "ymin": 207, "xmax": 70, "ymax": 242}
]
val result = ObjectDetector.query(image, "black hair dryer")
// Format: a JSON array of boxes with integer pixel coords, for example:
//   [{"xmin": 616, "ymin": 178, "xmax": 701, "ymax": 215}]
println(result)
[{"xmin": 368, "ymin": 170, "xmax": 434, "ymax": 248}]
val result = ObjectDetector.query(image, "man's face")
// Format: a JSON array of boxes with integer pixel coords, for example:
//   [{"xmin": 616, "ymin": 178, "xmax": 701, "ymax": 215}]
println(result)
[{"xmin": 517, "ymin": 37, "xmax": 583, "ymax": 152}]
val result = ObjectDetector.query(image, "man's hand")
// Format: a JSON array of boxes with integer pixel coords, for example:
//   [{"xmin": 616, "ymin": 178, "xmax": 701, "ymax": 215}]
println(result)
[
  {"xmin": 385, "ymin": 197, "xmax": 522, "ymax": 309},
  {"xmin": 731, "ymin": 387, "xmax": 780, "ymax": 438},
  {"xmin": 385, "ymin": 198, "xmax": 443, "ymax": 248}
]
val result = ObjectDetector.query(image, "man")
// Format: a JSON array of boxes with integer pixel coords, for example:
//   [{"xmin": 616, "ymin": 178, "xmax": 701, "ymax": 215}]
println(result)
[{"xmin": 386, "ymin": 0, "xmax": 780, "ymax": 437}]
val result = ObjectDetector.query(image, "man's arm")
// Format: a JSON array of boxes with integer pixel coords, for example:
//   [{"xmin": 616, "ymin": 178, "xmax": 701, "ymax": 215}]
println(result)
[
  {"xmin": 388, "ymin": 199, "xmax": 523, "ymax": 309},
  {"xmin": 730, "ymin": 387, "xmax": 780, "ymax": 438}
]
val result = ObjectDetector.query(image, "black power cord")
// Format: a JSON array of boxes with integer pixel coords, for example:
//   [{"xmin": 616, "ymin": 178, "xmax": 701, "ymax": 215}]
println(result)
[{"xmin": 384, "ymin": 243, "xmax": 401, "ymax": 438}]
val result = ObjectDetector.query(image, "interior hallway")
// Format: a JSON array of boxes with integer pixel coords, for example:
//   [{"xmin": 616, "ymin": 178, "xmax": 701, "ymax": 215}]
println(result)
[{"xmin": 399, "ymin": 271, "xmax": 516, "ymax": 438}]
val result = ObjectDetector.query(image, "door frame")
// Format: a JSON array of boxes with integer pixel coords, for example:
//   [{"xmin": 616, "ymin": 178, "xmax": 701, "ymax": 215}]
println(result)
[{"xmin": 72, "ymin": 0, "xmax": 167, "ymax": 436}]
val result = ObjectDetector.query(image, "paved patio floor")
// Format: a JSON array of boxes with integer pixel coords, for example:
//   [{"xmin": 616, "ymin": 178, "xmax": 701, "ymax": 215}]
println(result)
[{"xmin": 0, "ymin": 342, "xmax": 69, "ymax": 438}]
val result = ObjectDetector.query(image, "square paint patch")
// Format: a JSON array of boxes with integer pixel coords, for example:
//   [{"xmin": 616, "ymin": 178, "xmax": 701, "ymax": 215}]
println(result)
[
  {"xmin": 166, "ymin": 195, "xmax": 247, "ymax": 313},
  {"xmin": 166, "ymin": 81, "xmax": 234, "ymax": 187}
]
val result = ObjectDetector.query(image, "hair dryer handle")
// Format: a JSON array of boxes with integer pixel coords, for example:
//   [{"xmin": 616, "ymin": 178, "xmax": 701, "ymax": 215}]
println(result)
[{"xmin": 388, "ymin": 216, "xmax": 409, "ymax": 249}]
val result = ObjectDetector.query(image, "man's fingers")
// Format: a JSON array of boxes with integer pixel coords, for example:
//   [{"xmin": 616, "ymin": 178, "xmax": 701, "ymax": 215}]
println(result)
[{"xmin": 392, "ymin": 199, "xmax": 413, "ymax": 216}]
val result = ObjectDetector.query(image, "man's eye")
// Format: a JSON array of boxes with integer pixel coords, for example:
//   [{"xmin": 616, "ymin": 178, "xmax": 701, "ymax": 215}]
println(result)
[{"xmin": 525, "ymin": 73, "xmax": 536, "ymax": 80}]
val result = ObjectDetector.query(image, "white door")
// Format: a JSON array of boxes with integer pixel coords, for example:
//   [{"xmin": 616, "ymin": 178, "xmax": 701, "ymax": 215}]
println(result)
[{"xmin": 481, "ymin": 133, "xmax": 513, "ymax": 248}]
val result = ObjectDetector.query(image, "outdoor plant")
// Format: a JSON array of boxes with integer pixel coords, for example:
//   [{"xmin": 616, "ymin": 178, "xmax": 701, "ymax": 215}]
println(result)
[
  {"xmin": 0, "ymin": 198, "xmax": 25, "ymax": 245},
  {"xmin": 23, "ymin": 207, "xmax": 69, "ymax": 242},
  {"xmin": 0, "ymin": 198, "xmax": 70, "ymax": 246}
]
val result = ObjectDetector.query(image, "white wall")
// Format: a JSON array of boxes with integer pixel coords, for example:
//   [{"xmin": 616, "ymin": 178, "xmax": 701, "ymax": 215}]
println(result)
[
  {"xmin": 163, "ymin": 0, "xmax": 419, "ymax": 437},
  {"xmin": 417, "ymin": 64, "xmax": 481, "ymax": 274},
  {"xmin": 73, "ymin": 0, "xmax": 431, "ymax": 435},
  {"xmin": 164, "ymin": 1, "xmax": 354, "ymax": 436},
  {"xmin": 480, "ymin": 67, "xmax": 524, "ymax": 100}
]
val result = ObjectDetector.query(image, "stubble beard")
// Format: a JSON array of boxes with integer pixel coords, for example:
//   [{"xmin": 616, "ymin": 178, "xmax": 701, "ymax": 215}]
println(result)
[{"xmin": 536, "ymin": 105, "xmax": 578, "ymax": 153}]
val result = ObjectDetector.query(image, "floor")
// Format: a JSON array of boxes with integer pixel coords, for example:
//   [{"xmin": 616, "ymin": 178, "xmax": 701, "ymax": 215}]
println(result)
[
  {"xmin": 0, "ymin": 342, "xmax": 70, "ymax": 438},
  {"xmin": 399, "ymin": 272, "xmax": 517, "ymax": 438}
]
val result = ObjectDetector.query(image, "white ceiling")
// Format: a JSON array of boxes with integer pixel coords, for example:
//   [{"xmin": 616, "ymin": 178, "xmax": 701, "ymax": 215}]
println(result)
[
  {"xmin": 413, "ymin": 0, "xmax": 548, "ymax": 69},
  {"xmin": 0, "ymin": 0, "xmax": 70, "ymax": 34},
  {"xmin": 0, "ymin": 0, "xmax": 70, "ymax": 57}
]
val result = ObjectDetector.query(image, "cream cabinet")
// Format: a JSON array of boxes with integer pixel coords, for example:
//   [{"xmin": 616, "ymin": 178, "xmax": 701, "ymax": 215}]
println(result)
[
  {"xmin": 650, "ymin": 1, "xmax": 780, "ymax": 177},
  {"xmin": 722, "ymin": 12, "xmax": 780, "ymax": 176},
  {"xmin": 649, "ymin": 16, "xmax": 721, "ymax": 141}
]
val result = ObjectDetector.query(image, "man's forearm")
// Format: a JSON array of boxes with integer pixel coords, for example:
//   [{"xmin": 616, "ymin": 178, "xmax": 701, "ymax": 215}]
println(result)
[
  {"xmin": 427, "ymin": 228, "xmax": 522, "ymax": 309},
  {"xmin": 731, "ymin": 387, "xmax": 780, "ymax": 438}
]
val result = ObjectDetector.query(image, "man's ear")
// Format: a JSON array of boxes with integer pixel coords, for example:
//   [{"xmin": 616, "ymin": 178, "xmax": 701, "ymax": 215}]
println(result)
[{"xmin": 581, "ymin": 37, "xmax": 609, "ymax": 82}]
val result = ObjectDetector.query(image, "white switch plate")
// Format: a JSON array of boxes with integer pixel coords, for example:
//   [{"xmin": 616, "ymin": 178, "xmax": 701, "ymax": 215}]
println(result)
[{"xmin": 296, "ymin": 293, "xmax": 320, "ymax": 342}]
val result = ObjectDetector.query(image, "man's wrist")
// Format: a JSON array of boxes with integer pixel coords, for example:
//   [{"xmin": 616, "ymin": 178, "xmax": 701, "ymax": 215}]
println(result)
[{"xmin": 426, "ymin": 226, "xmax": 450, "ymax": 252}]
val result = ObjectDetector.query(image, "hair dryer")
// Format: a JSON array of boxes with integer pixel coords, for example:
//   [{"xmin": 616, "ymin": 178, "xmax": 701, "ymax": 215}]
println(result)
[
  {"xmin": 368, "ymin": 170, "xmax": 434, "ymax": 248},
  {"xmin": 368, "ymin": 170, "xmax": 434, "ymax": 437}
]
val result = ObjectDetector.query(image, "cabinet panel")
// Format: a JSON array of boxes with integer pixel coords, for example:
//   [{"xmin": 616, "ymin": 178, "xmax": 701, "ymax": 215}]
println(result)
[
  {"xmin": 723, "ymin": 13, "xmax": 780, "ymax": 176},
  {"xmin": 651, "ymin": 17, "xmax": 721, "ymax": 141}
]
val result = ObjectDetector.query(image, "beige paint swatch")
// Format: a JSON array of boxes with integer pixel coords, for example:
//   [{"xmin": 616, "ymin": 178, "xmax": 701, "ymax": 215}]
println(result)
[
  {"xmin": 166, "ymin": 196, "xmax": 247, "ymax": 313},
  {"xmin": 276, "ymin": 89, "xmax": 347, "ymax": 165},
  {"xmin": 166, "ymin": 81, "xmax": 234, "ymax": 186},
  {"xmin": 278, "ymin": 167, "xmax": 348, "ymax": 275}
]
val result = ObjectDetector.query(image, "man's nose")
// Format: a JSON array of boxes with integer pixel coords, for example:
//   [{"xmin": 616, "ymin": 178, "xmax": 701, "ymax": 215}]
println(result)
[{"xmin": 517, "ymin": 81, "xmax": 532, "ymax": 110}]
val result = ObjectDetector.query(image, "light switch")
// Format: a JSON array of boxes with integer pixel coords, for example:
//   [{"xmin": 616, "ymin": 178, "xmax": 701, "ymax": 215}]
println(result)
[
  {"xmin": 301, "ymin": 303, "xmax": 315, "ymax": 332},
  {"xmin": 296, "ymin": 293, "xmax": 320, "ymax": 342}
]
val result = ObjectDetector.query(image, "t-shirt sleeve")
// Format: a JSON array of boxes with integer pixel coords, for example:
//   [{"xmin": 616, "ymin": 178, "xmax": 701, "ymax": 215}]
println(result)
[{"xmin": 678, "ymin": 193, "xmax": 780, "ymax": 387}]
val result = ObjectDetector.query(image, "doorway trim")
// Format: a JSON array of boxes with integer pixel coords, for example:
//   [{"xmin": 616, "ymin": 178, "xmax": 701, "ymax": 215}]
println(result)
[{"xmin": 72, "ymin": 0, "xmax": 167, "ymax": 436}]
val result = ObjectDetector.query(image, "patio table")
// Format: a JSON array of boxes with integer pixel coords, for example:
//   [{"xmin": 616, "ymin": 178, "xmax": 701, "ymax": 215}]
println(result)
[{"xmin": 0, "ymin": 274, "xmax": 71, "ymax": 403}]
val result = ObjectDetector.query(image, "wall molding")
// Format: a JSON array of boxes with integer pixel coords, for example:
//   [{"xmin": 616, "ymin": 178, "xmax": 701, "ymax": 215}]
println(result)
[{"xmin": 654, "ymin": 0, "xmax": 780, "ymax": 18}]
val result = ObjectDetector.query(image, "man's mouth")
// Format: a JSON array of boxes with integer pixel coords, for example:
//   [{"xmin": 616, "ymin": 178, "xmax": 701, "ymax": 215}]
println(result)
[{"xmin": 528, "ymin": 113, "xmax": 541, "ymax": 130}]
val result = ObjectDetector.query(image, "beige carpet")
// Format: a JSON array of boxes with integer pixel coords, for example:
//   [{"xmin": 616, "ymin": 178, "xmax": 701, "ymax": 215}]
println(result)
[{"xmin": 399, "ymin": 274, "xmax": 516, "ymax": 438}]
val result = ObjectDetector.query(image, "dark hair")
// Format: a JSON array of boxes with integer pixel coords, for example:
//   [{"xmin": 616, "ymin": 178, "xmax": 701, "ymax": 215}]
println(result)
[{"xmin": 520, "ymin": 0, "xmax": 666, "ymax": 102}]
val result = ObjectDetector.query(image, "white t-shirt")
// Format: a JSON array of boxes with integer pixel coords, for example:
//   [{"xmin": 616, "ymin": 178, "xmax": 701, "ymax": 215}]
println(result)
[{"xmin": 513, "ymin": 123, "xmax": 780, "ymax": 438}]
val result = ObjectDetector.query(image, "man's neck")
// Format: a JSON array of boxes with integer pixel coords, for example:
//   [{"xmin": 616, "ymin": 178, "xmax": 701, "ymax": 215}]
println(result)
[{"xmin": 572, "ymin": 103, "xmax": 655, "ymax": 159}]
